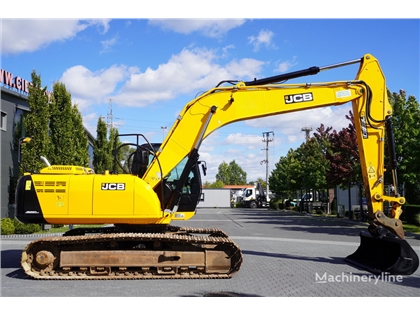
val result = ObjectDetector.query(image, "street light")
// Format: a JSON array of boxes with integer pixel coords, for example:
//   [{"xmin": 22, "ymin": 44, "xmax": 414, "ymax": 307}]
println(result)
[{"xmin": 161, "ymin": 126, "xmax": 167, "ymax": 141}]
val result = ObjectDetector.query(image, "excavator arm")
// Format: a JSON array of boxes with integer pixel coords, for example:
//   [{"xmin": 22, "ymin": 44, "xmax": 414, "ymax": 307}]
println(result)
[{"xmin": 146, "ymin": 54, "xmax": 403, "ymax": 237}]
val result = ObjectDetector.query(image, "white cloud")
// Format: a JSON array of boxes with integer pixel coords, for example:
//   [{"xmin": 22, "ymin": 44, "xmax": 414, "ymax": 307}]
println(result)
[
  {"xmin": 82, "ymin": 112, "xmax": 100, "ymax": 136},
  {"xmin": 248, "ymin": 29, "xmax": 276, "ymax": 52},
  {"xmin": 221, "ymin": 44, "xmax": 235, "ymax": 57},
  {"xmin": 245, "ymin": 105, "xmax": 352, "ymax": 133},
  {"xmin": 113, "ymin": 48, "xmax": 265, "ymax": 107},
  {"xmin": 100, "ymin": 34, "xmax": 119, "ymax": 54},
  {"xmin": 43, "ymin": 46, "xmax": 264, "ymax": 111},
  {"xmin": 275, "ymin": 56, "xmax": 298, "ymax": 73},
  {"xmin": 60, "ymin": 64, "xmax": 128, "ymax": 110},
  {"xmin": 225, "ymin": 58, "xmax": 266, "ymax": 79},
  {"xmin": 1, "ymin": 19, "xmax": 111, "ymax": 55},
  {"xmin": 200, "ymin": 130, "xmax": 276, "ymax": 182},
  {"xmin": 287, "ymin": 135, "xmax": 298, "ymax": 143},
  {"xmin": 224, "ymin": 133, "xmax": 263, "ymax": 148},
  {"xmin": 243, "ymin": 104, "xmax": 353, "ymax": 149},
  {"xmin": 148, "ymin": 19, "xmax": 246, "ymax": 37}
]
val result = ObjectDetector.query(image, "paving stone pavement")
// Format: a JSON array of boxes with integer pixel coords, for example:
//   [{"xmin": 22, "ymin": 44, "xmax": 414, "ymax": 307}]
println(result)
[{"xmin": 1, "ymin": 207, "xmax": 419, "ymax": 298}]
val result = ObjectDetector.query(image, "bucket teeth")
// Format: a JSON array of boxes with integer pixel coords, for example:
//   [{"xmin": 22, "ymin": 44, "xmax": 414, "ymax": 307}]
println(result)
[{"xmin": 345, "ymin": 232, "xmax": 419, "ymax": 275}]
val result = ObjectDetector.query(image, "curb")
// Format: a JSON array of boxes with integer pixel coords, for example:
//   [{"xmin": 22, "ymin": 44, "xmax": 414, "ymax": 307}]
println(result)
[{"xmin": 1, "ymin": 233, "xmax": 64, "ymax": 239}]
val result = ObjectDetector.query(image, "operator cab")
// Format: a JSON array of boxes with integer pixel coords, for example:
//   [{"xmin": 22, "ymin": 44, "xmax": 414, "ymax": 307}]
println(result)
[
  {"xmin": 163, "ymin": 156, "xmax": 203, "ymax": 211},
  {"xmin": 113, "ymin": 134, "xmax": 204, "ymax": 212}
]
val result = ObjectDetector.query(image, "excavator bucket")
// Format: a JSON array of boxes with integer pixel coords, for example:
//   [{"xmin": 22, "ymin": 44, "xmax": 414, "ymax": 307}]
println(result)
[{"xmin": 345, "ymin": 232, "xmax": 419, "ymax": 275}]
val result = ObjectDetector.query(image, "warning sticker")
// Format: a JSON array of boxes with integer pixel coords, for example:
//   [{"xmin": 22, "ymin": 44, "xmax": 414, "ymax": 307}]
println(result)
[
  {"xmin": 336, "ymin": 90, "xmax": 352, "ymax": 98},
  {"xmin": 368, "ymin": 164, "xmax": 376, "ymax": 179}
]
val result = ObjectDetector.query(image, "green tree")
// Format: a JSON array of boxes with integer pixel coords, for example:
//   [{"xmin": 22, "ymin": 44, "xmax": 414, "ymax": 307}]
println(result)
[
  {"xmin": 207, "ymin": 180, "xmax": 225, "ymax": 188},
  {"xmin": 387, "ymin": 90, "xmax": 420, "ymax": 204},
  {"xmin": 20, "ymin": 73, "xmax": 89, "ymax": 173},
  {"xmin": 93, "ymin": 117, "xmax": 111, "ymax": 173},
  {"xmin": 254, "ymin": 177, "xmax": 267, "ymax": 190},
  {"xmin": 21, "ymin": 70, "xmax": 53, "ymax": 173},
  {"xmin": 215, "ymin": 160, "xmax": 247, "ymax": 185},
  {"xmin": 49, "ymin": 82, "xmax": 74, "ymax": 165},
  {"xmin": 215, "ymin": 161, "xmax": 230, "ymax": 184},
  {"xmin": 228, "ymin": 160, "xmax": 247, "ymax": 185},
  {"xmin": 109, "ymin": 127, "xmax": 123, "ymax": 172},
  {"xmin": 202, "ymin": 181, "xmax": 212, "ymax": 188},
  {"xmin": 296, "ymin": 137, "xmax": 329, "ymax": 191},
  {"xmin": 71, "ymin": 105, "xmax": 89, "ymax": 167},
  {"xmin": 269, "ymin": 124, "xmax": 334, "ymax": 198},
  {"xmin": 42, "ymin": 81, "xmax": 89, "ymax": 167},
  {"xmin": 269, "ymin": 148, "xmax": 301, "ymax": 199}
]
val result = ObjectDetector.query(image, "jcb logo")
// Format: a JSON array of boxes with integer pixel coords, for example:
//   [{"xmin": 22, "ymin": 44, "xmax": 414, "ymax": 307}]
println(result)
[
  {"xmin": 285, "ymin": 93, "xmax": 313, "ymax": 104},
  {"xmin": 101, "ymin": 183, "xmax": 125, "ymax": 190}
]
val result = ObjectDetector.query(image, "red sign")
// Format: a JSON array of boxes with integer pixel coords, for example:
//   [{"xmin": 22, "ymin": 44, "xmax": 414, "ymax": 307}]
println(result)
[{"xmin": 0, "ymin": 69, "xmax": 31, "ymax": 93}]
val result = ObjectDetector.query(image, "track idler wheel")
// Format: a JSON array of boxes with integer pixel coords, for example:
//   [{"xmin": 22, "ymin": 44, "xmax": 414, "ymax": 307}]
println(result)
[
  {"xmin": 345, "ymin": 231, "xmax": 419, "ymax": 275},
  {"xmin": 35, "ymin": 250, "xmax": 55, "ymax": 269}
]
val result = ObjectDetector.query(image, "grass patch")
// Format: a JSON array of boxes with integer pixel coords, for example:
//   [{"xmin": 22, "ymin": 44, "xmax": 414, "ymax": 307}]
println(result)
[
  {"xmin": 35, "ymin": 225, "xmax": 106, "ymax": 234},
  {"xmin": 403, "ymin": 224, "xmax": 420, "ymax": 234}
]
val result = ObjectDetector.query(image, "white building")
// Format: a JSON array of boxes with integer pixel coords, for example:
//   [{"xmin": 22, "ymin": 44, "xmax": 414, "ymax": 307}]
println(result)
[{"xmin": 198, "ymin": 188, "xmax": 231, "ymax": 208}]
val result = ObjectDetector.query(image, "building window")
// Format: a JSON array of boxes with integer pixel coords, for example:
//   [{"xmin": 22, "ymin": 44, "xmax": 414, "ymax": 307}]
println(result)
[
  {"xmin": 13, "ymin": 108, "xmax": 25, "ymax": 150},
  {"xmin": 1, "ymin": 111, "xmax": 6, "ymax": 131}
]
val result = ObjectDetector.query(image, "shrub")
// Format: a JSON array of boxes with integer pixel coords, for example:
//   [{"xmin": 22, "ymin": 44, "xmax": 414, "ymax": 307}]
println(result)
[
  {"xmin": 401, "ymin": 205, "xmax": 420, "ymax": 226},
  {"xmin": 416, "ymin": 213, "xmax": 420, "ymax": 226},
  {"xmin": 1, "ymin": 218, "xmax": 15, "ymax": 235},
  {"xmin": 269, "ymin": 197, "xmax": 282, "ymax": 210},
  {"xmin": 13, "ymin": 218, "xmax": 41, "ymax": 234}
]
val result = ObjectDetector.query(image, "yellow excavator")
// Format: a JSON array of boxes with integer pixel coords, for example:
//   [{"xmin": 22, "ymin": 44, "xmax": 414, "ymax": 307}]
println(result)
[{"xmin": 15, "ymin": 54, "xmax": 419, "ymax": 279}]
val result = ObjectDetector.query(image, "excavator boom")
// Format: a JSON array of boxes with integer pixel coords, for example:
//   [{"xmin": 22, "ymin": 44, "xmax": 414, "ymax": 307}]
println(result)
[{"xmin": 15, "ymin": 54, "xmax": 419, "ymax": 279}]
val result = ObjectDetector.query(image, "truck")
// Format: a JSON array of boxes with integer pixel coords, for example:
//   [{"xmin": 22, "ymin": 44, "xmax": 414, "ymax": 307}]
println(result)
[
  {"xmin": 15, "ymin": 54, "xmax": 419, "ymax": 279},
  {"xmin": 237, "ymin": 183, "xmax": 270, "ymax": 208}
]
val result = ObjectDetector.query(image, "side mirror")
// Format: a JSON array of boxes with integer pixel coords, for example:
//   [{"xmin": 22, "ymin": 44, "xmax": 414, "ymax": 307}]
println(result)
[{"xmin": 199, "ymin": 161, "xmax": 207, "ymax": 176}]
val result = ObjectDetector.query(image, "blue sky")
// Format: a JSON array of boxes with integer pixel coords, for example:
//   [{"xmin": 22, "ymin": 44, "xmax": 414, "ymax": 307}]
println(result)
[{"xmin": 1, "ymin": 9, "xmax": 419, "ymax": 183}]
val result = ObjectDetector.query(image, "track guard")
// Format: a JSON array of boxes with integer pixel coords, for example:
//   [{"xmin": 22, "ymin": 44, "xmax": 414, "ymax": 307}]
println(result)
[{"xmin": 345, "ymin": 232, "xmax": 419, "ymax": 275}]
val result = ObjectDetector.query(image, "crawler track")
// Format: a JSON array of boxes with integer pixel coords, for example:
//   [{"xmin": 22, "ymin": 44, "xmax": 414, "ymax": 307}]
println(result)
[{"xmin": 21, "ymin": 227, "xmax": 243, "ymax": 280}]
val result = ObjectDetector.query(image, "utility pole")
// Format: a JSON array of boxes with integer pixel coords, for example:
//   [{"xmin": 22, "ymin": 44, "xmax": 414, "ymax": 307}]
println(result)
[
  {"xmin": 301, "ymin": 126, "xmax": 312, "ymax": 140},
  {"xmin": 261, "ymin": 131, "xmax": 274, "ymax": 200}
]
